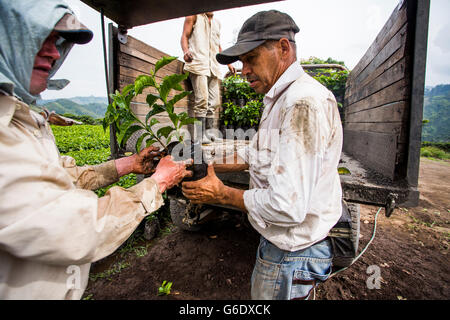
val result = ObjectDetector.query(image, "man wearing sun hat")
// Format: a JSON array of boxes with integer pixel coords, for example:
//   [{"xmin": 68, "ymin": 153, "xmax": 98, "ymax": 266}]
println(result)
[
  {"xmin": 182, "ymin": 10, "xmax": 343, "ymax": 300},
  {"xmin": 0, "ymin": 0, "xmax": 192, "ymax": 299}
]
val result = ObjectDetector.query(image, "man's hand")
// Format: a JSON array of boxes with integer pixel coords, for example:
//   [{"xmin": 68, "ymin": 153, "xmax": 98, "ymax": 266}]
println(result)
[
  {"xmin": 115, "ymin": 146, "xmax": 161, "ymax": 177},
  {"xmin": 151, "ymin": 156, "xmax": 193, "ymax": 193},
  {"xmin": 181, "ymin": 163, "xmax": 225, "ymax": 204},
  {"xmin": 183, "ymin": 50, "xmax": 193, "ymax": 63},
  {"xmin": 131, "ymin": 146, "xmax": 161, "ymax": 174},
  {"xmin": 182, "ymin": 163, "xmax": 247, "ymax": 211}
]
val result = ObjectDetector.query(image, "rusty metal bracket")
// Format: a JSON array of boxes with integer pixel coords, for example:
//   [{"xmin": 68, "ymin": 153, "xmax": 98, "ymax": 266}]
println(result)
[
  {"xmin": 385, "ymin": 193, "xmax": 398, "ymax": 218},
  {"xmin": 117, "ymin": 25, "xmax": 128, "ymax": 44}
]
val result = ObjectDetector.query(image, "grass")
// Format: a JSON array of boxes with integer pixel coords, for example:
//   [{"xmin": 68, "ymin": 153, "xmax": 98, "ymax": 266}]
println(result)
[
  {"xmin": 117, "ymin": 227, "xmax": 149, "ymax": 258},
  {"xmin": 420, "ymin": 146, "xmax": 450, "ymax": 160},
  {"xmin": 88, "ymin": 261, "xmax": 131, "ymax": 282}
]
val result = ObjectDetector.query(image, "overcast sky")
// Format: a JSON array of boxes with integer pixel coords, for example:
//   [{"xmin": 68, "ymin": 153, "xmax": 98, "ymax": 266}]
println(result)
[{"xmin": 41, "ymin": 0, "xmax": 450, "ymax": 100}]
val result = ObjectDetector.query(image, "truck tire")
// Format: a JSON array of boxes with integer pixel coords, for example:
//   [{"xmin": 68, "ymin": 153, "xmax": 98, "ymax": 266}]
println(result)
[
  {"xmin": 347, "ymin": 202, "xmax": 360, "ymax": 255},
  {"xmin": 169, "ymin": 198, "xmax": 202, "ymax": 232},
  {"xmin": 330, "ymin": 201, "xmax": 360, "ymax": 268}
]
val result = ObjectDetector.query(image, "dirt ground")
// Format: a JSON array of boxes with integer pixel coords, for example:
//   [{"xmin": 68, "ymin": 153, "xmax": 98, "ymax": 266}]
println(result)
[{"xmin": 83, "ymin": 158, "xmax": 449, "ymax": 300}]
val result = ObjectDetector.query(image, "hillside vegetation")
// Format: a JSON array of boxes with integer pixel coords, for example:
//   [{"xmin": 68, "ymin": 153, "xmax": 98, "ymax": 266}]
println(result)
[
  {"xmin": 35, "ymin": 96, "xmax": 107, "ymax": 119},
  {"xmin": 422, "ymin": 84, "xmax": 450, "ymax": 142}
]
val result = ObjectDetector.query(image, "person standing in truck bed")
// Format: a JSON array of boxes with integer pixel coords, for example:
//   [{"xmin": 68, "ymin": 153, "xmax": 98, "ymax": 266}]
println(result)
[{"xmin": 181, "ymin": 12, "xmax": 235, "ymax": 144}]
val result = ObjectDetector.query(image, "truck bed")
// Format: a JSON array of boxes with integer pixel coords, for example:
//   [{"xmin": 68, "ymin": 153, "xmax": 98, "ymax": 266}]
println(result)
[{"xmin": 201, "ymin": 140, "xmax": 417, "ymax": 208}]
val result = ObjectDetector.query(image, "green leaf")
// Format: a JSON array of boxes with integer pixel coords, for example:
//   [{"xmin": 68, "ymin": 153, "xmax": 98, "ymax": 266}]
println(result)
[
  {"xmin": 135, "ymin": 132, "xmax": 149, "ymax": 153},
  {"xmin": 145, "ymin": 139, "xmax": 157, "ymax": 148},
  {"xmin": 338, "ymin": 167, "xmax": 351, "ymax": 175},
  {"xmin": 158, "ymin": 280, "xmax": 173, "ymax": 296},
  {"xmin": 159, "ymin": 73, "xmax": 189, "ymax": 102},
  {"xmin": 157, "ymin": 126, "xmax": 175, "ymax": 139},
  {"xmin": 145, "ymin": 104, "xmax": 165, "ymax": 125},
  {"xmin": 102, "ymin": 117, "xmax": 109, "ymax": 132},
  {"xmin": 134, "ymin": 75, "xmax": 156, "ymax": 95},
  {"xmin": 114, "ymin": 94, "xmax": 130, "ymax": 111},
  {"xmin": 146, "ymin": 93, "xmax": 160, "ymax": 107},
  {"xmin": 122, "ymin": 83, "xmax": 135, "ymax": 96},
  {"xmin": 166, "ymin": 91, "xmax": 190, "ymax": 113},
  {"xmin": 154, "ymin": 56, "xmax": 177, "ymax": 75},
  {"xmin": 177, "ymin": 112, "xmax": 197, "ymax": 127},
  {"xmin": 167, "ymin": 132, "xmax": 177, "ymax": 144},
  {"xmin": 149, "ymin": 117, "xmax": 160, "ymax": 127},
  {"xmin": 118, "ymin": 124, "xmax": 143, "ymax": 147},
  {"xmin": 168, "ymin": 111, "xmax": 179, "ymax": 128}
]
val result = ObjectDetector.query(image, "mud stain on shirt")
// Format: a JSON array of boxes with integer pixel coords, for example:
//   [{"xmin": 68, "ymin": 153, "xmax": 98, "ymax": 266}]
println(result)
[{"xmin": 290, "ymin": 99, "xmax": 318, "ymax": 154}]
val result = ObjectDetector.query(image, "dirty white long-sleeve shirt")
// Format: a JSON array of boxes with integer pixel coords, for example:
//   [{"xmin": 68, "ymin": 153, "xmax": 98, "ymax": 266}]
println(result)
[
  {"xmin": 238, "ymin": 62, "xmax": 343, "ymax": 251},
  {"xmin": 0, "ymin": 95, "xmax": 164, "ymax": 299}
]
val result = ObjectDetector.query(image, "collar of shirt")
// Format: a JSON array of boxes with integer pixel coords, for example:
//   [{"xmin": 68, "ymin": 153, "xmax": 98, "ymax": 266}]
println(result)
[
  {"xmin": 261, "ymin": 62, "xmax": 305, "ymax": 123},
  {"xmin": 264, "ymin": 61, "xmax": 305, "ymax": 102},
  {"xmin": 0, "ymin": 94, "xmax": 43, "ymax": 129}
]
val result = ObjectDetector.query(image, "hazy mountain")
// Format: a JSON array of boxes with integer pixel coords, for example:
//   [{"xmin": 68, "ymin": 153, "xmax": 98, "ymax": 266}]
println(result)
[
  {"xmin": 35, "ymin": 96, "xmax": 108, "ymax": 119},
  {"xmin": 68, "ymin": 96, "xmax": 108, "ymax": 105},
  {"xmin": 422, "ymin": 84, "xmax": 450, "ymax": 142}
]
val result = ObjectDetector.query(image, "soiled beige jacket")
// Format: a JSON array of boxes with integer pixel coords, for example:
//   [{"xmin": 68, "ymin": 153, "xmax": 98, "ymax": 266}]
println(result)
[{"xmin": 0, "ymin": 95, "xmax": 164, "ymax": 299}]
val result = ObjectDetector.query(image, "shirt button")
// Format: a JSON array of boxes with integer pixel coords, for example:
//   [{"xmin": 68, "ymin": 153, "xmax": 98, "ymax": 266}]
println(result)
[{"xmin": 33, "ymin": 129, "xmax": 42, "ymax": 138}]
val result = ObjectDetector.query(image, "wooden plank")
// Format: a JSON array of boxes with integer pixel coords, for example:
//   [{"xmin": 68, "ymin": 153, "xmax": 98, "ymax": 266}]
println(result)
[
  {"xmin": 346, "ymin": 57, "xmax": 408, "ymax": 106},
  {"xmin": 122, "ymin": 36, "xmax": 184, "ymax": 73},
  {"xmin": 118, "ymin": 52, "xmax": 187, "ymax": 80},
  {"xmin": 345, "ymin": 78, "xmax": 409, "ymax": 115},
  {"xmin": 130, "ymin": 102, "xmax": 188, "ymax": 116},
  {"xmin": 344, "ymin": 101, "xmax": 408, "ymax": 123},
  {"xmin": 118, "ymin": 66, "xmax": 191, "ymax": 91},
  {"xmin": 348, "ymin": 2, "xmax": 407, "ymax": 82},
  {"xmin": 343, "ymin": 130, "xmax": 398, "ymax": 179},
  {"xmin": 120, "ymin": 43, "xmax": 183, "ymax": 75},
  {"xmin": 353, "ymin": 23, "xmax": 408, "ymax": 87},
  {"xmin": 344, "ymin": 121, "xmax": 407, "ymax": 144},
  {"xmin": 346, "ymin": 44, "xmax": 407, "ymax": 102}
]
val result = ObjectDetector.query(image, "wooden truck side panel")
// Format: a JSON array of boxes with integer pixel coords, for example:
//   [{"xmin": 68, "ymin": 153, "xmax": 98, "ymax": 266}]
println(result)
[{"xmin": 343, "ymin": 0, "xmax": 429, "ymax": 189}]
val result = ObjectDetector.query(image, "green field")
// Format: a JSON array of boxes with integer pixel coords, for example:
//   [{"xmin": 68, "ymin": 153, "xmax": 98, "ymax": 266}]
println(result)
[{"xmin": 51, "ymin": 124, "xmax": 137, "ymax": 196}]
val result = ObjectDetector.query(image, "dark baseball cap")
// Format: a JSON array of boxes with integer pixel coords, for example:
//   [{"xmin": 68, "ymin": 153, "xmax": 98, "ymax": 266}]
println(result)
[
  {"xmin": 54, "ymin": 13, "xmax": 93, "ymax": 44},
  {"xmin": 216, "ymin": 10, "xmax": 299, "ymax": 65}
]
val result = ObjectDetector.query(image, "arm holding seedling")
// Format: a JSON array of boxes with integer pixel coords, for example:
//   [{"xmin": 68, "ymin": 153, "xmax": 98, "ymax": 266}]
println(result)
[
  {"xmin": 182, "ymin": 163, "xmax": 247, "ymax": 212},
  {"xmin": 61, "ymin": 146, "xmax": 162, "ymax": 191},
  {"xmin": 115, "ymin": 147, "xmax": 193, "ymax": 193},
  {"xmin": 115, "ymin": 146, "xmax": 161, "ymax": 176}
]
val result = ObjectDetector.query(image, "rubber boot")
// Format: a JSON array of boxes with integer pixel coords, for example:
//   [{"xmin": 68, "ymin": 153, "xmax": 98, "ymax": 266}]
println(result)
[
  {"xmin": 197, "ymin": 117, "xmax": 212, "ymax": 145},
  {"xmin": 205, "ymin": 117, "xmax": 222, "ymax": 142}
]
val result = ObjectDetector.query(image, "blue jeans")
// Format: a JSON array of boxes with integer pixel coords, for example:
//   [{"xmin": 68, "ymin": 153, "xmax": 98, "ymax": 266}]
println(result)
[{"xmin": 251, "ymin": 236, "xmax": 333, "ymax": 300}]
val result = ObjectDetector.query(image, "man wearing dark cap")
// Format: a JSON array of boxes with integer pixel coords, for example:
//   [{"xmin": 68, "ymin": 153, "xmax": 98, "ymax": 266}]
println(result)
[
  {"xmin": 0, "ymin": 0, "xmax": 191, "ymax": 299},
  {"xmin": 182, "ymin": 10, "xmax": 343, "ymax": 300}
]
